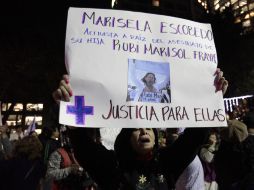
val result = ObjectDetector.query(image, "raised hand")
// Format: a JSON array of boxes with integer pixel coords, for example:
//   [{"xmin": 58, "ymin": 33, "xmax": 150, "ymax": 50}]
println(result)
[
  {"xmin": 52, "ymin": 75, "xmax": 73, "ymax": 104},
  {"xmin": 214, "ymin": 68, "xmax": 228, "ymax": 95}
]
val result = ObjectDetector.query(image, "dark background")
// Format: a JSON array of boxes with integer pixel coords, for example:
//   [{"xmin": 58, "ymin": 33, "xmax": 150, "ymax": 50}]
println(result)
[{"xmin": 0, "ymin": 0, "xmax": 253, "ymax": 104}]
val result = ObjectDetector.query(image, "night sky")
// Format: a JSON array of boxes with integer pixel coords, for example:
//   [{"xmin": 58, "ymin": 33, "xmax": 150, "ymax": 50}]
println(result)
[{"xmin": 0, "ymin": 1, "xmax": 253, "ymax": 102}]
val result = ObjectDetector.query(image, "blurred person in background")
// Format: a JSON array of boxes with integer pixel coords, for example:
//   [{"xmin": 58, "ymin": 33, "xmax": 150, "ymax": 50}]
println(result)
[
  {"xmin": 214, "ymin": 120, "xmax": 249, "ymax": 190},
  {"xmin": 9, "ymin": 125, "xmax": 24, "ymax": 141},
  {"xmin": 199, "ymin": 131, "xmax": 220, "ymax": 190},
  {"xmin": 0, "ymin": 135, "xmax": 44, "ymax": 190},
  {"xmin": 0, "ymin": 125, "xmax": 13, "ymax": 160},
  {"xmin": 46, "ymin": 125, "xmax": 98, "ymax": 190}
]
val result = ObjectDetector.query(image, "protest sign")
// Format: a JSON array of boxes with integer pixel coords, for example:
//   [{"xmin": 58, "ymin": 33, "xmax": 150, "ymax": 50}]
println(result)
[{"xmin": 60, "ymin": 8, "xmax": 227, "ymax": 128}]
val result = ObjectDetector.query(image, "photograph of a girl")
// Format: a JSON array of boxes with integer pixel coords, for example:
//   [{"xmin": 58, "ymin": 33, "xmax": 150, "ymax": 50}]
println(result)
[{"xmin": 127, "ymin": 59, "xmax": 171, "ymax": 103}]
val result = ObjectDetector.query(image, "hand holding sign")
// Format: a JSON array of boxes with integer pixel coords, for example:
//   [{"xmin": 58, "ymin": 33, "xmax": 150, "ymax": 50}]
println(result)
[
  {"xmin": 53, "ymin": 75, "xmax": 73, "ymax": 104},
  {"xmin": 214, "ymin": 68, "xmax": 228, "ymax": 95}
]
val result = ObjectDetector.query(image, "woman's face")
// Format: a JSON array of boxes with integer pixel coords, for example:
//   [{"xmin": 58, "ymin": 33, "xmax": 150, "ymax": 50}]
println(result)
[
  {"xmin": 144, "ymin": 74, "xmax": 155, "ymax": 86},
  {"xmin": 130, "ymin": 128, "xmax": 155, "ymax": 155},
  {"xmin": 52, "ymin": 128, "xmax": 60, "ymax": 139},
  {"xmin": 209, "ymin": 134, "xmax": 217, "ymax": 145}
]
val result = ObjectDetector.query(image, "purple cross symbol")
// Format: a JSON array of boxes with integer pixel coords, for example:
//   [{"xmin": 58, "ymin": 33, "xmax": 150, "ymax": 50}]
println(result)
[{"xmin": 66, "ymin": 96, "xmax": 94, "ymax": 125}]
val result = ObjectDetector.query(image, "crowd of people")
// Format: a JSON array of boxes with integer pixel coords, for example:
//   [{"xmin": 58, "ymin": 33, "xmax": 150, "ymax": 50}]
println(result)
[
  {"xmin": 0, "ymin": 101, "xmax": 254, "ymax": 190},
  {"xmin": 0, "ymin": 79, "xmax": 254, "ymax": 190},
  {"xmin": 228, "ymin": 98, "xmax": 254, "ymax": 121},
  {"xmin": 156, "ymin": 96, "xmax": 254, "ymax": 190},
  {"xmin": 0, "ymin": 0, "xmax": 253, "ymax": 190},
  {"xmin": 39, "ymin": 68, "xmax": 251, "ymax": 190}
]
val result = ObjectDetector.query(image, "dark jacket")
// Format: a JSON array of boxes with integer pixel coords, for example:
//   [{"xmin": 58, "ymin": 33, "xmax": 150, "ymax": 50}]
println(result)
[
  {"xmin": 0, "ymin": 157, "xmax": 44, "ymax": 190},
  {"xmin": 214, "ymin": 135, "xmax": 254, "ymax": 190},
  {"xmin": 69, "ymin": 128, "xmax": 208, "ymax": 190},
  {"xmin": 241, "ymin": 135, "xmax": 254, "ymax": 185}
]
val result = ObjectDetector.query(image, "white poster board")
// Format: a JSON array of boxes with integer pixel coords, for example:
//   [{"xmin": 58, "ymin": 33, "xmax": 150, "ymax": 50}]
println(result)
[{"xmin": 60, "ymin": 8, "xmax": 227, "ymax": 128}]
